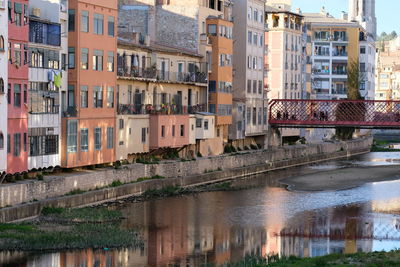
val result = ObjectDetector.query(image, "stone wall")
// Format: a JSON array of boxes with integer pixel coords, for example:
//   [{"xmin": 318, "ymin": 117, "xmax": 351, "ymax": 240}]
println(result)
[{"xmin": 0, "ymin": 137, "xmax": 372, "ymax": 210}]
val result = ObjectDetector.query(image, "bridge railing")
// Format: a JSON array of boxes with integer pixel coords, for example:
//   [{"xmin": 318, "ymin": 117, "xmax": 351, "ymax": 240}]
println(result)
[{"xmin": 269, "ymin": 99, "xmax": 400, "ymax": 128}]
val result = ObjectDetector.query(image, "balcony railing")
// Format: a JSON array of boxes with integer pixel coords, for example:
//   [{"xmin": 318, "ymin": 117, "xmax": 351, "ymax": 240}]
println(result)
[
  {"xmin": 118, "ymin": 104, "xmax": 207, "ymax": 115},
  {"xmin": 332, "ymin": 89, "xmax": 348, "ymax": 95},
  {"xmin": 332, "ymin": 70, "xmax": 347, "ymax": 75},
  {"xmin": 332, "ymin": 51, "xmax": 348, "ymax": 57},
  {"xmin": 118, "ymin": 66, "xmax": 207, "ymax": 84}
]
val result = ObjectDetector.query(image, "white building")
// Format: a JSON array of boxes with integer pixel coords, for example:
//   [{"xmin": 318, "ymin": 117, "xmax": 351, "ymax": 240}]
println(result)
[
  {"xmin": 230, "ymin": 0, "xmax": 267, "ymax": 145},
  {"xmin": 27, "ymin": 0, "xmax": 67, "ymax": 170},
  {"xmin": 0, "ymin": 0, "xmax": 8, "ymax": 174},
  {"xmin": 349, "ymin": 0, "xmax": 376, "ymax": 100}
]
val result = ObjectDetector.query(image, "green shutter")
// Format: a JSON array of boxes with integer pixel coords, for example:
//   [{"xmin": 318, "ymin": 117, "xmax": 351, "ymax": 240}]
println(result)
[
  {"xmin": 14, "ymin": 3, "xmax": 22, "ymax": 13},
  {"xmin": 8, "ymin": 1, "xmax": 11, "ymax": 9}
]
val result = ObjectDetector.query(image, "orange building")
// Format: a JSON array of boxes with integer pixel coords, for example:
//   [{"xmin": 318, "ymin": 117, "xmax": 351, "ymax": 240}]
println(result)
[
  {"xmin": 206, "ymin": 16, "xmax": 233, "ymax": 143},
  {"xmin": 61, "ymin": 0, "xmax": 117, "ymax": 168}
]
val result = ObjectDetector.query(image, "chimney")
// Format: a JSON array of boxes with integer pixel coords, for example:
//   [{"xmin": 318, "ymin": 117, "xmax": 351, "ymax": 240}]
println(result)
[{"xmin": 341, "ymin": 11, "xmax": 348, "ymax": 21}]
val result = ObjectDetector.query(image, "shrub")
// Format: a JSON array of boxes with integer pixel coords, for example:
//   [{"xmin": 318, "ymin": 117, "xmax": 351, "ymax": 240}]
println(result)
[
  {"xmin": 244, "ymin": 146, "xmax": 250, "ymax": 151},
  {"xmin": 224, "ymin": 145, "xmax": 232, "ymax": 154},
  {"xmin": 250, "ymin": 144, "xmax": 258, "ymax": 150},
  {"xmin": 231, "ymin": 146, "xmax": 237, "ymax": 153},
  {"xmin": 5, "ymin": 175, "xmax": 15, "ymax": 183},
  {"xmin": 37, "ymin": 173, "xmax": 44, "ymax": 181},
  {"xmin": 41, "ymin": 206, "xmax": 64, "ymax": 216},
  {"xmin": 110, "ymin": 180, "xmax": 123, "ymax": 187},
  {"xmin": 114, "ymin": 161, "xmax": 122, "ymax": 169},
  {"xmin": 237, "ymin": 147, "xmax": 242, "ymax": 151},
  {"xmin": 15, "ymin": 174, "xmax": 23, "ymax": 181},
  {"xmin": 197, "ymin": 151, "xmax": 203, "ymax": 158},
  {"xmin": 257, "ymin": 144, "xmax": 262, "ymax": 149},
  {"xmin": 23, "ymin": 173, "xmax": 30, "ymax": 180}
]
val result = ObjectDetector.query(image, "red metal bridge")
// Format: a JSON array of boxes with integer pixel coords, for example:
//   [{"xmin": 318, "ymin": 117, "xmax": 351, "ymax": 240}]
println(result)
[{"xmin": 269, "ymin": 99, "xmax": 400, "ymax": 129}]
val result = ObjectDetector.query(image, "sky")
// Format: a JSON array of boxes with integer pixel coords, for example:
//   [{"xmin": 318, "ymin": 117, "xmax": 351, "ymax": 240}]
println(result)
[{"xmin": 292, "ymin": 0, "xmax": 398, "ymax": 35}]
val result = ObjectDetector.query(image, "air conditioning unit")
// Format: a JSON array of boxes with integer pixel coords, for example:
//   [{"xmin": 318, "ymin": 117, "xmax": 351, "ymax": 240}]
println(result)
[
  {"xmin": 0, "ymin": 0, "xmax": 5, "ymax": 9},
  {"xmin": 32, "ymin": 8, "xmax": 41, "ymax": 18}
]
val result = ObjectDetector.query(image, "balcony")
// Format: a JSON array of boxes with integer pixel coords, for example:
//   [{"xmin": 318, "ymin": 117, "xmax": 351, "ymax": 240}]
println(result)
[
  {"xmin": 62, "ymin": 106, "xmax": 77, "ymax": 118},
  {"xmin": 332, "ymin": 69, "xmax": 347, "ymax": 75},
  {"xmin": 29, "ymin": 105, "xmax": 60, "ymax": 115},
  {"xmin": 117, "ymin": 66, "xmax": 157, "ymax": 79},
  {"xmin": 29, "ymin": 19, "xmax": 61, "ymax": 47},
  {"xmin": 118, "ymin": 104, "xmax": 207, "ymax": 116},
  {"xmin": 332, "ymin": 88, "xmax": 348, "ymax": 95}
]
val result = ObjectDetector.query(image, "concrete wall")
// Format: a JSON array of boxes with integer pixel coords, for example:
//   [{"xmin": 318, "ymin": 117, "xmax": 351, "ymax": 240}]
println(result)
[{"xmin": 0, "ymin": 137, "xmax": 372, "ymax": 210}]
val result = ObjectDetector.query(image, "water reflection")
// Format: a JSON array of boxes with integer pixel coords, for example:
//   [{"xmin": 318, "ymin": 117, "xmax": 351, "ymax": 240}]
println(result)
[{"xmin": 2, "ymin": 152, "xmax": 400, "ymax": 266}]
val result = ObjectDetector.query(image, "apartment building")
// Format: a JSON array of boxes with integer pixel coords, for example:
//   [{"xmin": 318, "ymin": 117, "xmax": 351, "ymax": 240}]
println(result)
[
  {"xmin": 230, "ymin": 0, "xmax": 267, "ymax": 146},
  {"xmin": 27, "ymin": 0, "xmax": 67, "ymax": 170},
  {"xmin": 304, "ymin": 11, "xmax": 362, "ymax": 100},
  {"xmin": 8, "ymin": 0, "xmax": 29, "ymax": 174},
  {"xmin": 375, "ymin": 49, "xmax": 400, "ymax": 101},
  {"xmin": 116, "ymin": 38, "xmax": 214, "ymax": 160},
  {"xmin": 265, "ymin": 6, "xmax": 304, "ymax": 100},
  {"xmin": 206, "ymin": 15, "xmax": 233, "ymax": 145},
  {"xmin": 62, "ymin": 0, "xmax": 117, "ymax": 168},
  {"xmin": 0, "ymin": 0, "xmax": 8, "ymax": 174}
]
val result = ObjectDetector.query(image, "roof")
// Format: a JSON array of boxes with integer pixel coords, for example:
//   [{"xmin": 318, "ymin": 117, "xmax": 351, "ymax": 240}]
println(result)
[
  {"xmin": 303, "ymin": 13, "xmax": 361, "ymax": 28},
  {"xmin": 265, "ymin": 5, "xmax": 303, "ymax": 17},
  {"xmin": 195, "ymin": 112, "xmax": 215, "ymax": 116}
]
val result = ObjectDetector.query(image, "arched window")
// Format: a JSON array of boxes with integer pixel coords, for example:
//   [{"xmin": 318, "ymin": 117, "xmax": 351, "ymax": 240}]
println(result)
[
  {"xmin": 0, "ymin": 36, "xmax": 4, "ymax": 51},
  {"xmin": 0, "ymin": 78, "xmax": 4, "ymax": 94},
  {"xmin": 0, "ymin": 133, "xmax": 4, "ymax": 150}
]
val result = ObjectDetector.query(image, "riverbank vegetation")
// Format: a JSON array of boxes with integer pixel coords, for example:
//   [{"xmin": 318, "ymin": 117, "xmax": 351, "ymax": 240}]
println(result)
[
  {"xmin": 0, "ymin": 207, "xmax": 142, "ymax": 251},
  {"xmin": 371, "ymin": 139, "xmax": 400, "ymax": 152},
  {"xmin": 232, "ymin": 250, "xmax": 400, "ymax": 266}
]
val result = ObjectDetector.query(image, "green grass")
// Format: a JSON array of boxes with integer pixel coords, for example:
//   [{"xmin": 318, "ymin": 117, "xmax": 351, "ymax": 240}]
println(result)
[
  {"xmin": 142, "ymin": 185, "xmax": 182, "ymax": 198},
  {"xmin": 0, "ymin": 207, "xmax": 142, "ymax": 251},
  {"xmin": 65, "ymin": 188, "xmax": 86, "ymax": 196},
  {"xmin": 229, "ymin": 251, "xmax": 400, "ymax": 267}
]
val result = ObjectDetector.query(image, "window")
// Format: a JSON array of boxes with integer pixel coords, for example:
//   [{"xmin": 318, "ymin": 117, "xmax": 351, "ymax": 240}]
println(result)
[
  {"xmin": 93, "ymin": 86, "xmax": 103, "ymax": 108},
  {"xmin": 68, "ymin": 47, "xmax": 75, "ymax": 69},
  {"xmin": 93, "ymin": 13, "xmax": 104, "ymax": 35},
  {"xmin": 252, "ymin": 57, "xmax": 257, "ymax": 69},
  {"xmin": 14, "ymin": 43, "xmax": 21, "ymax": 66},
  {"xmin": 263, "ymin": 107, "xmax": 267, "ymax": 124},
  {"xmin": 254, "ymin": 9, "xmax": 258, "ymax": 22},
  {"xmin": 0, "ymin": 36, "xmax": 4, "ymax": 51},
  {"xmin": 246, "ymin": 107, "xmax": 251, "ymax": 125},
  {"xmin": 119, "ymin": 119, "xmax": 124, "ymax": 129},
  {"xmin": 360, "ymin": 46, "xmax": 366, "ymax": 54},
  {"xmin": 196, "ymin": 118, "xmax": 202, "ymax": 128},
  {"xmin": 81, "ymin": 11, "xmax": 89, "ymax": 32},
  {"xmin": 107, "ymin": 127, "xmax": 114, "ymax": 149},
  {"xmin": 161, "ymin": 125, "xmax": 165, "ymax": 137},
  {"xmin": 23, "ymin": 84, "xmax": 27, "ymax": 104},
  {"xmin": 68, "ymin": 85, "xmax": 75, "ymax": 107},
  {"xmin": 7, "ymin": 83, "xmax": 11, "ymax": 104},
  {"xmin": 13, "ymin": 133, "xmax": 21, "ymax": 157},
  {"xmin": 172, "ymin": 125, "xmax": 175, "ymax": 137},
  {"xmin": 248, "ymin": 56, "xmax": 252, "ymax": 69},
  {"xmin": 14, "ymin": 84, "xmax": 21, "ymax": 107},
  {"xmin": 107, "ymin": 51, "xmax": 114, "ymax": 72},
  {"xmin": 204, "ymin": 120, "xmax": 209, "ymax": 130},
  {"xmin": 0, "ymin": 133, "xmax": 3, "ymax": 150},
  {"xmin": 7, "ymin": 134, "xmax": 10, "ymax": 154},
  {"xmin": 248, "ymin": 7, "xmax": 252, "ymax": 20},
  {"xmin": 81, "ymin": 48, "xmax": 88, "ymax": 69},
  {"xmin": 141, "ymin": 128, "xmax": 146, "ymax": 143},
  {"xmin": 207, "ymin": 24, "xmax": 217, "ymax": 35},
  {"xmin": 68, "ymin": 9, "xmax": 75, "ymax": 31},
  {"xmin": 360, "ymin": 63, "xmax": 366, "ymax": 72},
  {"xmin": 253, "ymin": 80, "xmax": 257, "ymax": 94},
  {"xmin": 80, "ymin": 85, "xmax": 88, "ymax": 108},
  {"xmin": 258, "ymin": 81, "xmax": 263, "ymax": 94},
  {"xmin": 258, "ymin": 107, "xmax": 262, "ymax": 125},
  {"xmin": 0, "ymin": 78, "xmax": 4, "ymax": 93},
  {"xmin": 94, "ymin": 128, "xmax": 102, "ymax": 150},
  {"xmin": 252, "ymin": 107, "xmax": 256, "ymax": 125},
  {"xmin": 14, "ymin": 3, "xmax": 22, "ymax": 26},
  {"xmin": 180, "ymin": 125, "xmax": 185, "ymax": 137},
  {"xmin": 247, "ymin": 79, "xmax": 251, "ymax": 93},
  {"xmin": 248, "ymin": 31, "xmax": 252, "ymax": 44},
  {"xmin": 93, "ymin": 50, "xmax": 103, "ymax": 71},
  {"xmin": 62, "ymin": 53, "xmax": 66, "ymax": 70},
  {"xmin": 67, "ymin": 120, "xmax": 77, "ymax": 153},
  {"xmin": 80, "ymin": 128, "xmax": 88, "ymax": 152},
  {"xmin": 107, "ymin": 86, "xmax": 114, "ymax": 108},
  {"xmin": 108, "ymin": 16, "xmax": 115, "ymax": 36}
]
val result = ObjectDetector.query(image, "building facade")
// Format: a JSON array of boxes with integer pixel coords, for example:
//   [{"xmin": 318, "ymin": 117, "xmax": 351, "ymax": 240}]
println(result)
[
  {"xmin": 8, "ymin": 0, "xmax": 29, "ymax": 174},
  {"xmin": 206, "ymin": 15, "xmax": 233, "ymax": 146},
  {"xmin": 116, "ymin": 39, "xmax": 213, "ymax": 161},
  {"xmin": 27, "ymin": 0, "xmax": 67, "ymax": 170},
  {"xmin": 62, "ymin": 0, "xmax": 117, "ymax": 168},
  {"xmin": 349, "ymin": 0, "xmax": 376, "ymax": 100},
  {"xmin": 230, "ymin": 0, "xmax": 267, "ymax": 145},
  {"xmin": 304, "ymin": 11, "xmax": 362, "ymax": 100},
  {"xmin": 0, "ymin": 0, "xmax": 8, "ymax": 174}
]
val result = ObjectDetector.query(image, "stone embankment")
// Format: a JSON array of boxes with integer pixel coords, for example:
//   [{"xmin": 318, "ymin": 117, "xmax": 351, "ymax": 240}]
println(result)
[{"xmin": 0, "ymin": 137, "xmax": 372, "ymax": 222}]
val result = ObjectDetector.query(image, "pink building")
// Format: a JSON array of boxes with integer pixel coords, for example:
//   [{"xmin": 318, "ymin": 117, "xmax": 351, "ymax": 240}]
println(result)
[
  {"xmin": 8, "ymin": 0, "xmax": 29, "ymax": 174},
  {"xmin": 149, "ymin": 115, "xmax": 190, "ymax": 150}
]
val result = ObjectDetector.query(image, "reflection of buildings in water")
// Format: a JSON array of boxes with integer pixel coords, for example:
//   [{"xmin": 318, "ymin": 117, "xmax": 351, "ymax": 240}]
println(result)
[{"xmin": 278, "ymin": 204, "xmax": 374, "ymax": 258}]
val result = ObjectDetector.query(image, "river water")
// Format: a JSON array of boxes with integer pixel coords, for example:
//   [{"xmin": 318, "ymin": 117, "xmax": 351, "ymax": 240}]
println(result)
[{"xmin": 2, "ymin": 152, "xmax": 400, "ymax": 266}]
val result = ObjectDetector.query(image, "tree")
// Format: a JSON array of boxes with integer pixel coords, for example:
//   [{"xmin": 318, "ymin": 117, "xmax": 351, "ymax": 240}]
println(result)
[{"xmin": 335, "ymin": 60, "xmax": 364, "ymax": 140}]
